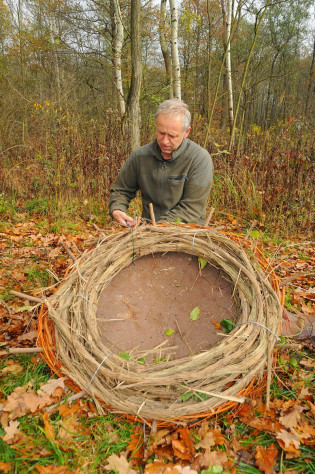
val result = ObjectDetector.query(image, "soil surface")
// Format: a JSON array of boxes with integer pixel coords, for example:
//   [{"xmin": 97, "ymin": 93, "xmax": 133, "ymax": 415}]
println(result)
[{"xmin": 97, "ymin": 252, "xmax": 238, "ymax": 360}]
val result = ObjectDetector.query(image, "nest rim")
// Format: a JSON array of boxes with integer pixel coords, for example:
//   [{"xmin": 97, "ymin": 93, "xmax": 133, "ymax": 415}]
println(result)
[{"xmin": 38, "ymin": 223, "xmax": 283, "ymax": 423}]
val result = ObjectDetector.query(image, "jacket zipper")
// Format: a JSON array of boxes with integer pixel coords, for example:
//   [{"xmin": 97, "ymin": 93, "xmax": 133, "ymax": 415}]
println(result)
[{"xmin": 158, "ymin": 162, "xmax": 167, "ymax": 206}]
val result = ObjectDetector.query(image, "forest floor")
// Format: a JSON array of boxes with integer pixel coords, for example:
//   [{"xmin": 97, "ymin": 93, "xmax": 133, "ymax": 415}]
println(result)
[{"xmin": 0, "ymin": 210, "xmax": 314, "ymax": 474}]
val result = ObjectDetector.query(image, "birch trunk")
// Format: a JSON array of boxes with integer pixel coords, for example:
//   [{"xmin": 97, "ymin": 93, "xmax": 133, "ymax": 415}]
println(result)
[
  {"xmin": 226, "ymin": 0, "xmax": 234, "ymax": 134},
  {"xmin": 159, "ymin": 0, "xmax": 173, "ymax": 97},
  {"xmin": 127, "ymin": 0, "xmax": 142, "ymax": 150},
  {"xmin": 111, "ymin": 0, "xmax": 125, "ymax": 116},
  {"xmin": 169, "ymin": 0, "xmax": 181, "ymax": 99}
]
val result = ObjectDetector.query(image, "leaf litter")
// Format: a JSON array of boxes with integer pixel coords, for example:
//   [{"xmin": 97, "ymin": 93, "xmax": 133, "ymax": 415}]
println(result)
[{"xmin": 0, "ymin": 215, "xmax": 314, "ymax": 472}]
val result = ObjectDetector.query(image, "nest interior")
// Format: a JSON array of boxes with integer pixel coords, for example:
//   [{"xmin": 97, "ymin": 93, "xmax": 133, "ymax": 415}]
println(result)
[
  {"xmin": 43, "ymin": 224, "xmax": 282, "ymax": 423},
  {"xmin": 97, "ymin": 251, "xmax": 238, "ymax": 359}
]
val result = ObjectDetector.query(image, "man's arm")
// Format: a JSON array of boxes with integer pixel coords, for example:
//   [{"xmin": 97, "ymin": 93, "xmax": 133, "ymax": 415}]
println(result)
[
  {"xmin": 109, "ymin": 154, "xmax": 139, "ymax": 226},
  {"xmin": 159, "ymin": 153, "xmax": 213, "ymax": 225}
]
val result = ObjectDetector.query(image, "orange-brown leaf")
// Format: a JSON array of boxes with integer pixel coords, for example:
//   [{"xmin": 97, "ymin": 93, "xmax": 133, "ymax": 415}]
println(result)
[
  {"xmin": 255, "ymin": 443, "xmax": 278, "ymax": 473},
  {"xmin": 42, "ymin": 412, "xmax": 55, "ymax": 441},
  {"xmin": 0, "ymin": 462, "xmax": 13, "ymax": 474}
]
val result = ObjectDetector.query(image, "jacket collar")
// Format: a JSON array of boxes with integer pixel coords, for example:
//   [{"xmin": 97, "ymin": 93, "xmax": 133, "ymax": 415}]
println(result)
[{"xmin": 152, "ymin": 138, "xmax": 189, "ymax": 162}]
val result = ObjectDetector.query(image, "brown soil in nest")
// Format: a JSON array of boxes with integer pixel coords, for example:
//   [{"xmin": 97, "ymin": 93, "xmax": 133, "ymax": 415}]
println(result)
[{"xmin": 97, "ymin": 252, "xmax": 238, "ymax": 359}]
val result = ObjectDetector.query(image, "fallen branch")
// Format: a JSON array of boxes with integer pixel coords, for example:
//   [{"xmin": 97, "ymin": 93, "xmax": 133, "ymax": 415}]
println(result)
[
  {"xmin": 9, "ymin": 290, "xmax": 42, "ymax": 303},
  {"xmin": 59, "ymin": 238, "xmax": 77, "ymax": 261},
  {"xmin": 244, "ymin": 220, "xmax": 257, "ymax": 240},
  {"xmin": 6, "ymin": 347, "xmax": 43, "ymax": 354}
]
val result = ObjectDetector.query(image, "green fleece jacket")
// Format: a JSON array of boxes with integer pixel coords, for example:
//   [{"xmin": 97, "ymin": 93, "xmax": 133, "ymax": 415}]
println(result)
[{"xmin": 109, "ymin": 138, "xmax": 213, "ymax": 225}]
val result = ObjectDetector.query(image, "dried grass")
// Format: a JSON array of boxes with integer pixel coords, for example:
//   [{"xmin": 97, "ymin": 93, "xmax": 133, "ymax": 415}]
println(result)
[{"xmin": 41, "ymin": 224, "xmax": 282, "ymax": 422}]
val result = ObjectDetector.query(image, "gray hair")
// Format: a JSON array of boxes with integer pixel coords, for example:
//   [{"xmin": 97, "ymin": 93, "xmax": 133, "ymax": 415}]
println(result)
[{"xmin": 155, "ymin": 99, "xmax": 191, "ymax": 132}]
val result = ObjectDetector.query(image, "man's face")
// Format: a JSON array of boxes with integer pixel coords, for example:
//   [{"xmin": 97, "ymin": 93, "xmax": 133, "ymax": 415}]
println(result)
[{"xmin": 156, "ymin": 113, "xmax": 191, "ymax": 160}]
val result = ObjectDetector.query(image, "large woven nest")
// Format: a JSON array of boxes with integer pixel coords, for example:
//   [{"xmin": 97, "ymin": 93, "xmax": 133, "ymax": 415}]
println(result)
[{"xmin": 39, "ymin": 224, "xmax": 282, "ymax": 423}]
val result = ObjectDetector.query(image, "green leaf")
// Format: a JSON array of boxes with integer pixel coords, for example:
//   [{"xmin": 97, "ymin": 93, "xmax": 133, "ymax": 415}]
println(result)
[
  {"xmin": 198, "ymin": 257, "xmax": 207, "ymax": 270},
  {"xmin": 190, "ymin": 306, "xmax": 200, "ymax": 321},
  {"xmin": 220, "ymin": 150, "xmax": 230, "ymax": 154},
  {"xmin": 119, "ymin": 352, "xmax": 131, "ymax": 360},
  {"xmin": 220, "ymin": 318, "xmax": 235, "ymax": 333},
  {"xmin": 180, "ymin": 392, "xmax": 193, "ymax": 402},
  {"xmin": 164, "ymin": 329, "xmax": 174, "ymax": 336},
  {"xmin": 250, "ymin": 230, "xmax": 260, "ymax": 239},
  {"xmin": 16, "ymin": 305, "xmax": 34, "ymax": 312},
  {"xmin": 137, "ymin": 357, "xmax": 147, "ymax": 365},
  {"xmin": 174, "ymin": 218, "xmax": 182, "ymax": 223},
  {"xmin": 289, "ymin": 358, "xmax": 299, "ymax": 368},
  {"xmin": 201, "ymin": 466, "xmax": 223, "ymax": 474},
  {"xmin": 193, "ymin": 392, "xmax": 209, "ymax": 401}
]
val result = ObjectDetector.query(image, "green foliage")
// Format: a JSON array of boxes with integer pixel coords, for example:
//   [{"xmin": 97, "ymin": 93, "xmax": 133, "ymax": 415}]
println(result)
[
  {"xmin": 220, "ymin": 319, "xmax": 235, "ymax": 334},
  {"xmin": 198, "ymin": 257, "xmax": 208, "ymax": 270},
  {"xmin": 190, "ymin": 306, "xmax": 200, "ymax": 321},
  {"xmin": 164, "ymin": 329, "xmax": 174, "ymax": 336},
  {"xmin": 0, "ymin": 355, "xmax": 52, "ymax": 397}
]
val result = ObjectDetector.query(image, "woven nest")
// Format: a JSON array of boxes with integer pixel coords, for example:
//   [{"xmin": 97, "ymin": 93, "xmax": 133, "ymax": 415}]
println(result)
[{"xmin": 39, "ymin": 224, "xmax": 282, "ymax": 423}]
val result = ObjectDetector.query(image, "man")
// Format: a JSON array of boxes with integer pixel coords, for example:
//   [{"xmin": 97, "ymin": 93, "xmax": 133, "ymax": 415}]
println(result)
[{"xmin": 109, "ymin": 99, "xmax": 213, "ymax": 227}]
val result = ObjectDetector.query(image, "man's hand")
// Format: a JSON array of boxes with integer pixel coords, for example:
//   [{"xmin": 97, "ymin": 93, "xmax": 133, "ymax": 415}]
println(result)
[{"xmin": 112, "ymin": 210, "xmax": 139, "ymax": 227}]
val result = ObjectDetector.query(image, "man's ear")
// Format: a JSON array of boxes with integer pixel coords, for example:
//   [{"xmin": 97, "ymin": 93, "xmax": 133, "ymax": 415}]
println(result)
[{"xmin": 183, "ymin": 126, "xmax": 191, "ymax": 138}]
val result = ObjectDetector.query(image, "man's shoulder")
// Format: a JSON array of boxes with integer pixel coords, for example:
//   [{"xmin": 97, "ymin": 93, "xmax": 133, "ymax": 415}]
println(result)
[
  {"xmin": 186, "ymin": 139, "xmax": 209, "ymax": 154},
  {"xmin": 184, "ymin": 139, "xmax": 212, "ymax": 163},
  {"xmin": 132, "ymin": 140, "xmax": 157, "ymax": 158}
]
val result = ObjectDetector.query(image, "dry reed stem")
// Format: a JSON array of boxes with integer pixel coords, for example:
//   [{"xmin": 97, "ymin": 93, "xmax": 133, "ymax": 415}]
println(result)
[{"xmin": 43, "ymin": 224, "xmax": 282, "ymax": 422}]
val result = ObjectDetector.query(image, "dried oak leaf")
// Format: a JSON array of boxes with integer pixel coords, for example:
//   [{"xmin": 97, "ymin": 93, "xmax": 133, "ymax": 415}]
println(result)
[
  {"xmin": 171, "ymin": 428, "xmax": 195, "ymax": 462},
  {"xmin": 205, "ymin": 450, "xmax": 228, "ymax": 468},
  {"xmin": 279, "ymin": 404, "xmax": 304, "ymax": 429},
  {"xmin": 34, "ymin": 465, "xmax": 73, "ymax": 473},
  {"xmin": 3, "ymin": 388, "xmax": 52, "ymax": 420},
  {"xmin": 40, "ymin": 377, "xmax": 66, "ymax": 397},
  {"xmin": 104, "ymin": 453, "xmax": 137, "ymax": 474},
  {"xmin": 277, "ymin": 429, "xmax": 301, "ymax": 449},
  {"xmin": 144, "ymin": 461, "xmax": 172, "ymax": 474},
  {"xmin": 0, "ymin": 462, "xmax": 13, "ymax": 474},
  {"xmin": 127, "ymin": 428, "xmax": 144, "ymax": 465},
  {"xmin": 1, "ymin": 363, "xmax": 24, "ymax": 375},
  {"xmin": 255, "ymin": 443, "xmax": 278, "ymax": 474},
  {"xmin": 57, "ymin": 415, "xmax": 82, "ymax": 442},
  {"xmin": 194, "ymin": 431, "xmax": 216, "ymax": 450},
  {"xmin": 18, "ymin": 330, "xmax": 38, "ymax": 342},
  {"xmin": 1, "ymin": 420, "xmax": 20, "ymax": 443},
  {"xmin": 165, "ymin": 465, "xmax": 198, "ymax": 474}
]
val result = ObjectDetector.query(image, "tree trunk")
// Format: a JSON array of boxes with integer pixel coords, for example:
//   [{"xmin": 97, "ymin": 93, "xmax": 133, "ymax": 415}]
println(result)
[
  {"xmin": 111, "ymin": 0, "xmax": 125, "ymax": 116},
  {"xmin": 169, "ymin": 0, "xmax": 181, "ymax": 99},
  {"xmin": 49, "ymin": 12, "xmax": 61, "ymax": 103},
  {"xmin": 304, "ymin": 37, "xmax": 315, "ymax": 119},
  {"xmin": 127, "ymin": 0, "xmax": 142, "ymax": 150},
  {"xmin": 229, "ymin": 0, "xmax": 271, "ymax": 150},
  {"xmin": 159, "ymin": 0, "xmax": 173, "ymax": 97},
  {"xmin": 226, "ymin": 0, "xmax": 234, "ymax": 133}
]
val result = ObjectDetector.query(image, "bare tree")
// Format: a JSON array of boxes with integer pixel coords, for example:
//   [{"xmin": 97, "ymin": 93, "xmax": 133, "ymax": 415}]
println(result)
[
  {"xmin": 159, "ymin": 0, "xmax": 173, "ymax": 97},
  {"xmin": 169, "ymin": 0, "xmax": 181, "ymax": 99},
  {"xmin": 126, "ymin": 0, "xmax": 142, "ymax": 150},
  {"xmin": 111, "ymin": 0, "xmax": 125, "ymax": 116},
  {"xmin": 225, "ymin": 0, "xmax": 234, "ymax": 132}
]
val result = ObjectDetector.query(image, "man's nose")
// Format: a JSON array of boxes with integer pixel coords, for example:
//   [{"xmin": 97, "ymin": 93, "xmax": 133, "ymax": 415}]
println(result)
[{"xmin": 161, "ymin": 135, "xmax": 170, "ymax": 144}]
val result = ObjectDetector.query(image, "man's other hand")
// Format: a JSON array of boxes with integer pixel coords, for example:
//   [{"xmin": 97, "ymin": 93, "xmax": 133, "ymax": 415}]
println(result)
[{"xmin": 112, "ymin": 210, "xmax": 139, "ymax": 227}]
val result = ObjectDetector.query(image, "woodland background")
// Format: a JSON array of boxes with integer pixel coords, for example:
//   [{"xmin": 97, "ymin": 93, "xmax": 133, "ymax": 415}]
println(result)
[
  {"xmin": 0, "ymin": 1, "xmax": 314, "ymax": 472},
  {"xmin": 0, "ymin": 0, "xmax": 314, "ymax": 235}
]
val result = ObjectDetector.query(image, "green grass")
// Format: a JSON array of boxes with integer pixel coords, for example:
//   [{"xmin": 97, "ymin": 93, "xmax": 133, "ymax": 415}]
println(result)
[
  {"xmin": 0, "ymin": 355, "xmax": 138, "ymax": 473},
  {"xmin": 0, "ymin": 356, "xmax": 52, "ymax": 396}
]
